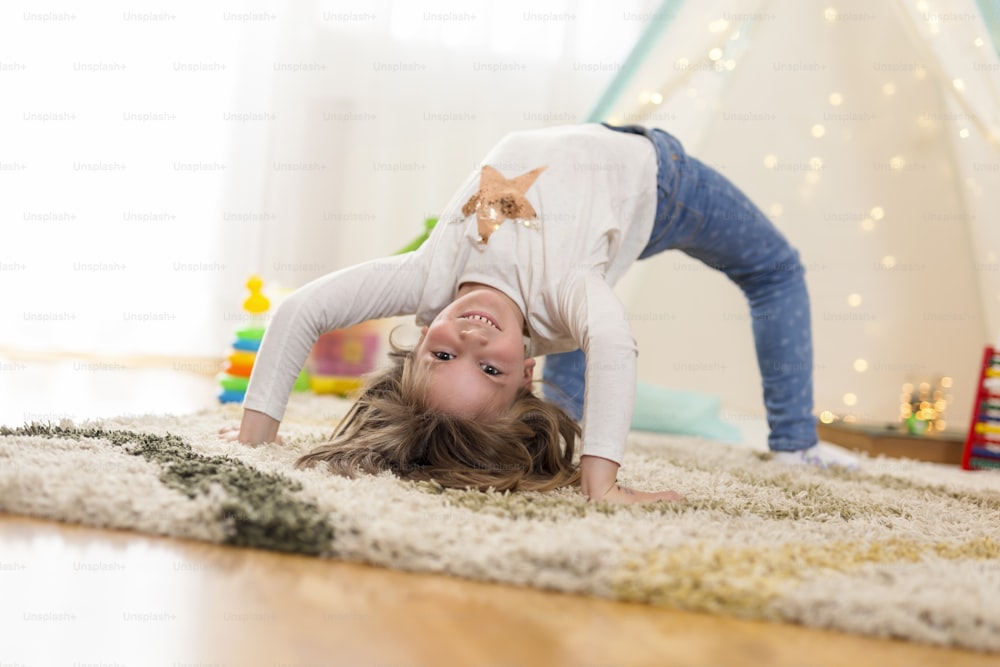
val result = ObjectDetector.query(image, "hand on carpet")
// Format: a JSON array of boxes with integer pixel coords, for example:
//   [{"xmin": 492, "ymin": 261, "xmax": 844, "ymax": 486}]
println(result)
[
  {"xmin": 220, "ymin": 409, "xmax": 284, "ymax": 446},
  {"xmin": 580, "ymin": 454, "xmax": 684, "ymax": 504},
  {"xmin": 217, "ymin": 425, "xmax": 284, "ymax": 446},
  {"xmin": 594, "ymin": 484, "xmax": 685, "ymax": 504}
]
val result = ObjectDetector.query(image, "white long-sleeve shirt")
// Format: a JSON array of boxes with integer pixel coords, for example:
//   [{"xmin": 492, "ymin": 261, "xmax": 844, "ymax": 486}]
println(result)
[{"xmin": 244, "ymin": 123, "xmax": 658, "ymax": 463}]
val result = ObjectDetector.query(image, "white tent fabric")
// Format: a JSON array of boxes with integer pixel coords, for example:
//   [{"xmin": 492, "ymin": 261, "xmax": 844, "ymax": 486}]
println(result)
[{"xmin": 602, "ymin": 0, "xmax": 1000, "ymax": 427}]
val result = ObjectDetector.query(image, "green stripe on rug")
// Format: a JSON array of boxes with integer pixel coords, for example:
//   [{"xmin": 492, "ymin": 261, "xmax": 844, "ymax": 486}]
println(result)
[{"xmin": 0, "ymin": 424, "xmax": 334, "ymax": 555}]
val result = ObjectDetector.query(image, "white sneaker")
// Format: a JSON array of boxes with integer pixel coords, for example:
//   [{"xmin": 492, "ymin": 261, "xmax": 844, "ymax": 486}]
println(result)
[{"xmin": 772, "ymin": 442, "xmax": 860, "ymax": 471}]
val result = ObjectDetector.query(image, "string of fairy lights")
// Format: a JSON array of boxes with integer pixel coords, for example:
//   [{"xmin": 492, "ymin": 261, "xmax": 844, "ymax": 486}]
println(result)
[{"xmin": 609, "ymin": 2, "xmax": 995, "ymax": 435}]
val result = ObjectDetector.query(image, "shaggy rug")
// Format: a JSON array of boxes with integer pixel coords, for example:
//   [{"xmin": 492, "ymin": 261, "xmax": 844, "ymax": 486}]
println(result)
[{"xmin": 2, "ymin": 394, "xmax": 999, "ymax": 653}]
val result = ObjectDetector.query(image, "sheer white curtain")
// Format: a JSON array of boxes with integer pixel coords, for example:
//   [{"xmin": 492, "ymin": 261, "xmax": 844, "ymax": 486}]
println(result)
[{"xmin": 0, "ymin": 0, "xmax": 655, "ymax": 358}]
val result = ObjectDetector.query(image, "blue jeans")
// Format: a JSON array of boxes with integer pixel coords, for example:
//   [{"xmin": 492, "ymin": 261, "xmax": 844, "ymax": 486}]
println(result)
[{"xmin": 543, "ymin": 124, "xmax": 817, "ymax": 452}]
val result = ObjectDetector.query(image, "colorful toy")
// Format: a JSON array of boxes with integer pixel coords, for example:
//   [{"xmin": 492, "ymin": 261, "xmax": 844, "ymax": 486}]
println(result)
[
  {"xmin": 961, "ymin": 345, "xmax": 1000, "ymax": 470},
  {"xmin": 905, "ymin": 413, "xmax": 929, "ymax": 436},
  {"xmin": 284, "ymin": 215, "xmax": 432, "ymax": 396},
  {"xmin": 242, "ymin": 275, "xmax": 270, "ymax": 315},
  {"xmin": 217, "ymin": 275, "xmax": 308, "ymax": 404},
  {"xmin": 396, "ymin": 217, "xmax": 438, "ymax": 254},
  {"xmin": 307, "ymin": 321, "xmax": 381, "ymax": 396}
]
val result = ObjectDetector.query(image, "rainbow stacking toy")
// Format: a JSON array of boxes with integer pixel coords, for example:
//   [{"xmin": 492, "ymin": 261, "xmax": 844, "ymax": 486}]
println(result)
[
  {"xmin": 961, "ymin": 345, "xmax": 1000, "ymax": 470},
  {"xmin": 218, "ymin": 275, "xmax": 308, "ymax": 404}
]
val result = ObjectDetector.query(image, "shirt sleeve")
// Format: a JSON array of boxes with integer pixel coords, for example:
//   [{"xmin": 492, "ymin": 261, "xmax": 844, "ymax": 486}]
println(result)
[
  {"xmin": 557, "ymin": 272, "xmax": 637, "ymax": 464},
  {"xmin": 243, "ymin": 251, "xmax": 427, "ymax": 422}
]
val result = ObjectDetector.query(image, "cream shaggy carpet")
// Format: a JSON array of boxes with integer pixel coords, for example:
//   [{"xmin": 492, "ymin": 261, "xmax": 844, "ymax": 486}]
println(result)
[{"xmin": 2, "ymin": 394, "xmax": 999, "ymax": 653}]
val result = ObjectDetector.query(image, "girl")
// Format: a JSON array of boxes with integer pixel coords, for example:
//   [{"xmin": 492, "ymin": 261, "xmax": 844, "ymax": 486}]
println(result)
[{"xmin": 231, "ymin": 123, "xmax": 855, "ymax": 505}]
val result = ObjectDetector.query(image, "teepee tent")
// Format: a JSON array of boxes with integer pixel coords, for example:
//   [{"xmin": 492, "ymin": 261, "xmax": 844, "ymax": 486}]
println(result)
[{"xmin": 596, "ymin": 0, "xmax": 1000, "ymax": 429}]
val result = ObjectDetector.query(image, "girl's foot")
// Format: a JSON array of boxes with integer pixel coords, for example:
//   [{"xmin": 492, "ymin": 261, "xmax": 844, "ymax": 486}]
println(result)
[{"xmin": 771, "ymin": 442, "xmax": 859, "ymax": 470}]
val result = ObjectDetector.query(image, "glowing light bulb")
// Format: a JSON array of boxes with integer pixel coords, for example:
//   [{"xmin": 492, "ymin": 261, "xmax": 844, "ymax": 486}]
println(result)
[
  {"xmin": 812, "ymin": 124, "xmax": 826, "ymax": 138},
  {"xmin": 870, "ymin": 206, "xmax": 885, "ymax": 220},
  {"xmin": 809, "ymin": 157, "xmax": 823, "ymax": 170},
  {"xmin": 650, "ymin": 92, "xmax": 663, "ymax": 105},
  {"xmin": 763, "ymin": 154, "xmax": 778, "ymax": 169},
  {"xmin": 819, "ymin": 411, "xmax": 835, "ymax": 424},
  {"xmin": 861, "ymin": 218, "xmax": 875, "ymax": 232},
  {"xmin": 854, "ymin": 359, "xmax": 869, "ymax": 372},
  {"xmin": 829, "ymin": 92, "xmax": 843, "ymax": 106},
  {"xmin": 890, "ymin": 156, "xmax": 906, "ymax": 171},
  {"xmin": 881, "ymin": 255, "xmax": 896, "ymax": 269},
  {"xmin": 953, "ymin": 79, "xmax": 965, "ymax": 91},
  {"xmin": 847, "ymin": 293, "xmax": 862, "ymax": 307},
  {"xmin": 709, "ymin": 48, "xmax": 722, "ymax": 61},
  {"xmin": 843, "ymin": 393, "xmax": 858, "ymax": 407},
  {"xmin": 824, "ymin": 7, "xmax": 838, "ymax": 22},
  {"xmin": 959, "ymin": 128, "xmax": 970, "ymax": 139}
]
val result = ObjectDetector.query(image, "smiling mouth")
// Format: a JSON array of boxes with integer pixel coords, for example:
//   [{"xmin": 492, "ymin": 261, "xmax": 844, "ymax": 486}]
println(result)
[{"xmin": 459, "ymin": 311, "xmax": 500, "ymax": 330}]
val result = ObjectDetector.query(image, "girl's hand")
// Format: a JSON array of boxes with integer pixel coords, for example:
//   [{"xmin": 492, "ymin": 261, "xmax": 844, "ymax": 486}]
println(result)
[
  {"xmin": 593, "ymin": 483, "xmax": 684, "ymax": 504},
  {"xmin": 217, "ymin": 425, "xmax": 285, "ymax": 445},
  {"xmin": 580, "ymin": 455, "xmax": 683, "ymax": 504},
  {"xmin": 218, "ymin": 409, "xmax": 284, "ymax": 445},
  {"xmin": 218, "ymin": 425, "xmax": 241, "ymax": 442}
]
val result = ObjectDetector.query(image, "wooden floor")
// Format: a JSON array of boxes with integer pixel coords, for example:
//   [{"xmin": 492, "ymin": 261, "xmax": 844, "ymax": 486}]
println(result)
[
  {"xmin": 1, "ymin": 354, "xmax": 996, "ymax": 666},
  {"xmin": 3, "ymin": 514, "xmax": 997, "ymax": 667}
]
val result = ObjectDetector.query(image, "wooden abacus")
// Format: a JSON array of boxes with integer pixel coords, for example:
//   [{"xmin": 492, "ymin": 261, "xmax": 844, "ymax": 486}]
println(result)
[{"xmin": 961, "ymin": 346, "xmax": 1000, "ymax": 470}]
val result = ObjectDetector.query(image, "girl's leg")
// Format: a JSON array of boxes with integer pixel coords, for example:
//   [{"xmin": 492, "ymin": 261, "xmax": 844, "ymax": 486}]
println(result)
[
  {"xmin": 659, "ymin": 153, "xmax": 817, "ymax": 452},
  {"xmin": 544, "ymin": 125, "xmax": 819, "ymax": 455},
  {"xmin": 542, "ymin": 349, "xmax": 586, "ymax": 421}
]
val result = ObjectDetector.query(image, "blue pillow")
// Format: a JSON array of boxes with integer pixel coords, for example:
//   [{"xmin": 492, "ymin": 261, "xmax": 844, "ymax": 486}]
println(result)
[{"xmin": 631, "ymin": 381, "xmax": 742, "ymax": 443}]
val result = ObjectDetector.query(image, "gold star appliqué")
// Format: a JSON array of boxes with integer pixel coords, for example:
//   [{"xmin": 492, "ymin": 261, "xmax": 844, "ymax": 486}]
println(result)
[{"xmin": 461, "ymin": 165, "xmax": 547, "ymax": 244}]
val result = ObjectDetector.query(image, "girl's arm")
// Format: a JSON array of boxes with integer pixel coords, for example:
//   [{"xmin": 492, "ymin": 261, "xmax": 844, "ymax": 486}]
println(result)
[
  {"xmin": 558, "ymin": 272, "xmax": 638, "ymax": 464},
  {"xmin": 560, "ymin": 273, "xmax": 683, "ymax": 502},
  {"xmin": 238, "ymin": 252, "xmax": 428, "ymax": 443}
]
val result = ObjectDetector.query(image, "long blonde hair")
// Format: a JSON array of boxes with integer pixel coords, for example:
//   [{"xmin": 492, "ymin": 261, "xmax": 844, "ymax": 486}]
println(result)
[{"xmin": 296, "ymin": 342, "xmax": 581, "ymax": 492}]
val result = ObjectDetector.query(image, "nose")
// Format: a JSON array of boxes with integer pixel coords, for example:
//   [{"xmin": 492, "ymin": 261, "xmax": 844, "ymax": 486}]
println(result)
[{"xmin": 458, "ymin": 327, "xmax": 488, "ymax": 345}]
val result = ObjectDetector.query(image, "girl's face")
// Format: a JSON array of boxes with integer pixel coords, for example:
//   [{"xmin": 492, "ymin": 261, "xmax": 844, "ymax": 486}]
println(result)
[{"xmin": 412, "ymin": 283, "xmax": 535, "ymax": 418}]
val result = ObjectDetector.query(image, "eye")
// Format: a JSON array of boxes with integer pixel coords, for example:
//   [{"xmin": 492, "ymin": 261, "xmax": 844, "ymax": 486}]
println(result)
[
  {"xmin": 433, "ymin": 351, "xmax": 454, "ymax": 361},
  {"xmin": 481, "ymin": 363, "xmax": 501, "ymax": 376}
]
